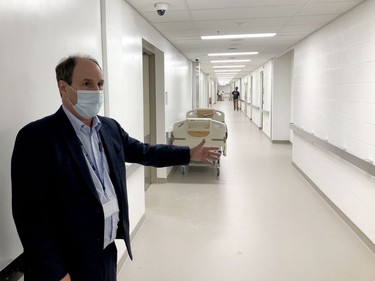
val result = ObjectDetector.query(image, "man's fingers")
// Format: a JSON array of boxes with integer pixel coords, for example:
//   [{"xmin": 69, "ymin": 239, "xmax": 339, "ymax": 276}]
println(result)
[
  {"xmin": 204, "ymin": 146, "xmax": 220, "ymax": 151},
  {"xmin": 198, "ymin": 139, "xmax": 206, "ymax": 146},
  {"xmin": 205, "ymin": 147, "xmax": 222, "ymax": 155},
  {"xmin": 201, "ymin": 146, "xmax": 221, "ymax": 164}
]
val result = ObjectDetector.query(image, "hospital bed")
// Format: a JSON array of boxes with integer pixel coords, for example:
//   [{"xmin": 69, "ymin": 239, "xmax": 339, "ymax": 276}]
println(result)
[
  {"xmin": 172, "ymin": 118, "xmax": 227, "ymax": 175},
  {"xmin": 186, "ymin": 108, "xmax": 225, "ymax": 123}
]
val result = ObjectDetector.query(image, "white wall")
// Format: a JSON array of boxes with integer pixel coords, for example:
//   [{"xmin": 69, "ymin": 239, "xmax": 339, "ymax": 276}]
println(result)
[
  {"xmin": 241, "ymin": 77, "xmax": 248, "ymax": 114},
  {"xmin": 241, "ymin": 53, "xmax": 291, "ymax": 141},
  {"xmin": 246, "ymin": 62, "xmax": 273, "ymax": 131},
  {"xmin": 272, "ymin": 50, "xmax": 293, "ymax": 141},
  {"xmin": 250, "ymin": 70, "xmax": 262, "ymax": 127},
  {"xmin": 262, "ymin": 61, "xmax": 273, "ymax": 138},
  {"xmin": 103, "ymin": 0, "xmax": 192, "ymax": 138},
  {"xmin": 0, "ymin": 0, "xmax": 103, "ymax": 267},
  {"xmin": 210, "ymin": 80, "xmax": 217, "ymax": 107},
  {"xmin": 292, "ymin": 0, "xmax": 375, "ymax": 244},
  {"xmin": 198, "ymin": 71, "xmax": 210, "ymax": 108},
  {"xmin": 165, "ymin": 51, "xmax": 193, "ymax": 130},
  {"xmin": 245, "ymin": 75, "xmax": 253, "ymax": 119},
  {"xmin": 102, "ymin": 0, "xmax": 194, "ymax": 236}
]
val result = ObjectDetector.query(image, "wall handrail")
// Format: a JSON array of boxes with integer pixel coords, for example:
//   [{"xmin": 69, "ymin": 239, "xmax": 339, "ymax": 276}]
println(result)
[{"xmin": 290, "ymin": 123, "xmax": 375, "ymax": 177}]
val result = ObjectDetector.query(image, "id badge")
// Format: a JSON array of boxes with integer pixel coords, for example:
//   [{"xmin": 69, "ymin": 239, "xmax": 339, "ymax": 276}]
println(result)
[{"xmin": 103, "ymin": 198, "xmax": 120, "ymax": 219}]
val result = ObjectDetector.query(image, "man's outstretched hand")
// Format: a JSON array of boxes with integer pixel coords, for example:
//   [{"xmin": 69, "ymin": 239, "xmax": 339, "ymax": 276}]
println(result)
[{"xmin": 190, "ymin": 139, "xmax": 221, "ymax": 164}]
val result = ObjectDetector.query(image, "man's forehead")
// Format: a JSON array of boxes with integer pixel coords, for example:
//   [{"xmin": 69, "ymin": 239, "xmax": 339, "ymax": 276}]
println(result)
[{"xmin": 73, "ymin": 58, "xmax": 103, "ymax": 79}]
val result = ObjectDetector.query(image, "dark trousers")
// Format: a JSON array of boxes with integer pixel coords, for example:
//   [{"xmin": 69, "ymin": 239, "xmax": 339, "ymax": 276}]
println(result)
[{"xmin": 233, "ymin": 99, "xmax": 239, "ymax": 110}]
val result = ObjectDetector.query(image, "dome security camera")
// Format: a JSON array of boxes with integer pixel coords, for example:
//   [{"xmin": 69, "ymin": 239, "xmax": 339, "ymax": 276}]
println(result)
[{"xmin": 154, "ymin": 2, "xmax": 168, "ymax": 16}]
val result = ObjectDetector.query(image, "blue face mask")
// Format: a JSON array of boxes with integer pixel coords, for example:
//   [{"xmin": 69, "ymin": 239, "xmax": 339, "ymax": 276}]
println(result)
[{"xmin": 67, "ymin": 85, "xmax": 104, "ymax": 119}]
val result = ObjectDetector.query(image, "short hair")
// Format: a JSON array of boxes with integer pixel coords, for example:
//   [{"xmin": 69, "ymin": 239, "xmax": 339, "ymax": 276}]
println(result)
[{"xmin": 55, "ymin": 54, "xmax": 101, "ymax": 85}]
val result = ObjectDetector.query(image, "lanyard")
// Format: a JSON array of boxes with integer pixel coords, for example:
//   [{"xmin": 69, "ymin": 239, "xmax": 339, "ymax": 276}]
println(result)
[{"xmin": 79, "ymin": 136, "xmax": 108, "ymax": 198}]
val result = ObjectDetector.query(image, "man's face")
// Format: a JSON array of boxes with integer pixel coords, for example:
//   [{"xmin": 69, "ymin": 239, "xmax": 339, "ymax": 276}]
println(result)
[
  {"xmin": 71, "ymin": 59, "xmax": 104, "ymax": 91},
  {"xmin": 59, "ymin": 58, "xmax": 104, "ymax": 119}
]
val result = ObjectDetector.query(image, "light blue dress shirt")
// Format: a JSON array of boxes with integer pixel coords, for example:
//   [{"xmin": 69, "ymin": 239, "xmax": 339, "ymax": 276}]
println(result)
[{"xmin": 62, "ymin": 106, "xmax": 119, "ymax": 249}]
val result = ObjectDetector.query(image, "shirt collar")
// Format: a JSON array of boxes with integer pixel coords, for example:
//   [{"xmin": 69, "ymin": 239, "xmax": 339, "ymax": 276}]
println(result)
[{"xmin": 62, "ymin": 105, "xmax": 101, "ymax": 135}]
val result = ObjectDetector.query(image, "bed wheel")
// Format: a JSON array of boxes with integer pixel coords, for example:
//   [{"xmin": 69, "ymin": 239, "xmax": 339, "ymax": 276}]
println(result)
[
  {"xmin": 182, "ymin": 166, "xmax": 185, "ymax": 174},
  {"xmin": 216, "ymin": 167, "xmax": 220, "ymax": 176}
]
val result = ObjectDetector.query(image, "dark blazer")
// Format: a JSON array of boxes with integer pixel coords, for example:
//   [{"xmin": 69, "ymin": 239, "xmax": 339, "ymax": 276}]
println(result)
[{"xmin": 11, "ymin": 107, "xmax": 190, "ymax": 281}]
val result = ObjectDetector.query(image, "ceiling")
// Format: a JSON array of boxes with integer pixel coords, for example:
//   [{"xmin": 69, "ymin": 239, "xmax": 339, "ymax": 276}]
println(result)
[{"xmin": 126, "ymin": 0, "xmax": 366, "ymax": 84}]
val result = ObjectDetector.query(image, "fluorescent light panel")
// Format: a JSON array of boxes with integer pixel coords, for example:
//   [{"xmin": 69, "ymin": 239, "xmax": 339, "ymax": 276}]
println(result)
[
  {"xmin": 202, "ymin": 33, "xmax": 276, "ymax": 40},
  {"xmin": 211, "ymin": 59, "xmax": 251, "ymax": 63},
  {"xmin": 208, "ymin": 52, "xmax": 258, "ymax": 56},
  {"xmin": 214, "ymin": 69, "xmax": 241, "ymax": 72},
  {"xmin": 213, "ymin": 65, "xmax": 245, "ymax": 68}
]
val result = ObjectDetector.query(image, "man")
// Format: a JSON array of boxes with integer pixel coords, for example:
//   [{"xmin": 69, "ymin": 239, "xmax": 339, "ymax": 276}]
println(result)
[
  {"xmin": 11, "ymin": 54, "xmax": 220, "ymax": 281},
  {"xmin": 232, "ymin": 87, "xmax": 240, "ymax": 110}
]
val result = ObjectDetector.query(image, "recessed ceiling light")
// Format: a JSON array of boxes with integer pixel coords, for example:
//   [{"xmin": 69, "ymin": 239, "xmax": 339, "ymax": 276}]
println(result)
[
  {"xmin": 214, "ymin": 69, "xmax": 241, "ymax": 72},
  {"xmin": 208, "ymin": 52, "xmax": 258, "ymax": 56},
  {"xmin": 215, "ymin": 71, "xmax": 240, "ymax": 73},
  {"xmin": 211, "ymin": 59, "xmax": 251, "ymax": 63},
  {"xmin": 202, "ymin": 33, "xmax": 276, "ymax": 40},
  {"xmin": 213, "ymin": 65, "xmax": 245, "ymax": 68},
  {"xmin": 216, "ymin": 73, "xmax": 238, "ymax": 75}
]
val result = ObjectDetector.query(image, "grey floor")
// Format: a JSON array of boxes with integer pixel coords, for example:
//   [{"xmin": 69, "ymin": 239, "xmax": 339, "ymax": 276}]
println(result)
[{"xmin": 119, "ymin": 100, "xmax": 375, "ymax": 281}]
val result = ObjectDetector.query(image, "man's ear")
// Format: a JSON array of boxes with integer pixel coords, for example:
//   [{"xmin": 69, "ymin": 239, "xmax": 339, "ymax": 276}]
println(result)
[
  {"xmin": 58, "ymin": 80, "xmax": 66, "ymax": 91},
  {"xmin": 58, "ymin": 80, "xmax": 67, "ymax": 97}
]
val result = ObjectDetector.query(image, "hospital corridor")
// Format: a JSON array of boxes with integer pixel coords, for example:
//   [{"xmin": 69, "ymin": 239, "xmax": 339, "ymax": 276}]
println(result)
[
  {"xmin": 2, "ymin": 1, "xmax": 375, "ymax": 280},
  {"xmin": 118, "ymin": 100, "xmax": 375, "ymax": 281}
]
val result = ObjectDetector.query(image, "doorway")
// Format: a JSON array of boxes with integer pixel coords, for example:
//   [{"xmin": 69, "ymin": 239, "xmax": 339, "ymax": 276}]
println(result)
[
  {"xmin": 250, "ymin": 76, "xmax": 253, "ymax": 120},
  {"xmin": 244, "ymin": 81, "xmax": 248, "ymax": 114},
  {"xmin": 259, "ymin": 71, "xmax": 264, "ymax": 129},
  {"xmin": 142, "ymin": 49, "xmax": 157, "ymax": 190}
]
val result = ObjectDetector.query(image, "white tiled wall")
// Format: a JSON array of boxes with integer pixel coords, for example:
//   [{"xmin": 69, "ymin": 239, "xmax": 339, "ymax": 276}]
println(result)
[
  {"xmin": 293, "ymin": 1, "xmax": 375, "ymax": 159},
  {"xmin": 292, "ymin": 0, "xmax": 375, "ymax": 243}
]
